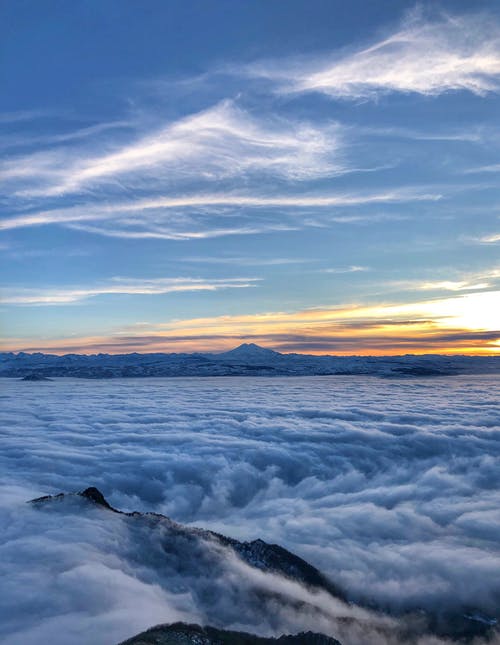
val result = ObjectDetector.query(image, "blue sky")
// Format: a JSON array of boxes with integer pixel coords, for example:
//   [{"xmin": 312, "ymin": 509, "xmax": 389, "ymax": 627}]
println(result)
[{"xmin": 1, "ymin": 0, "xmax": 500, "ymax": 354}]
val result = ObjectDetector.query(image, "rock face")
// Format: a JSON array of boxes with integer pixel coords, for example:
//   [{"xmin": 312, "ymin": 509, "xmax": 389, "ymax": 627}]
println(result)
[
  {"xmin": 79, "ymin": 485, "xmax": 117, "ymax": 510},
  {"xmin": 117, "ymin": 622, "xmax": 342, "ymax": 645},
  {"xmin": 2, "ymin": 343, "xmax": 499, "ymax": 378}
]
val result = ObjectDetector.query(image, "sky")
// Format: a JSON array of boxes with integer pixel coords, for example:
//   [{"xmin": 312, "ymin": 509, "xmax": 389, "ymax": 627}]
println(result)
[{"xmin": 1, "ymin": 0, "xmax": 500, "ymax": 355}]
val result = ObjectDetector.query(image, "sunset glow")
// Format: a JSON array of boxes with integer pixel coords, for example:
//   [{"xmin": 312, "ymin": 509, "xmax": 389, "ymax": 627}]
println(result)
[{"xmin": 1, "ymin": 2, "xmax": 500, "ymax": 356}]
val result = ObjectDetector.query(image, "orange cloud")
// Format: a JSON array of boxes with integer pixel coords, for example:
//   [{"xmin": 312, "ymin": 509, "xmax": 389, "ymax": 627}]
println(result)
[{"xmin": 2, "ymin": 291, "xmax": 499, "ymax": 356}]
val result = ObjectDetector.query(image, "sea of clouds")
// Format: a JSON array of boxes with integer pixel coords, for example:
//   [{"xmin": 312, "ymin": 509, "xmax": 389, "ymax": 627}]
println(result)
[{"xmin": 0, "ymin": 375, "xmax": 499, "ymax": 644}]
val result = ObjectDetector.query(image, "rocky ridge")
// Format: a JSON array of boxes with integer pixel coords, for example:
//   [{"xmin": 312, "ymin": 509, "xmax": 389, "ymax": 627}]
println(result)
[
  {"xmin": 28, "ymin": 487, "xmax": 499, "ymax": 644},
  {"xmin": 117, "ymin": 622, "xmax": 341, "ymax": 645}
]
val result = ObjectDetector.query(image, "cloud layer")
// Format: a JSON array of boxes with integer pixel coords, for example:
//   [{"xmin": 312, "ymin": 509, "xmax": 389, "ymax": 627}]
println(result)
[{"xmin": 0, "ymin": 376, "xmax": 499, "ymax": 644}]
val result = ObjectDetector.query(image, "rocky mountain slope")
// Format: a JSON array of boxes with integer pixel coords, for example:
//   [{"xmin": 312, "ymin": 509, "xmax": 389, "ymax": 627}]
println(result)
[
  {"xmin": 118, "ymin": 622, "xmax": 341, "ymax": 645},
  {"xmin": 29, "ymin": 487, "xmax": 498, "ymax": 644},
  {"xmin": 31, "ymin": 487, "xmax": 345, "ymax": 601}
]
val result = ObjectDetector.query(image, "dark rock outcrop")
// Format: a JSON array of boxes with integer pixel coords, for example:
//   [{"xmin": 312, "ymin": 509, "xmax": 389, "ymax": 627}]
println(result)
[
  {"xmin": 29, "ymin": 487, "xmax": 345, "ymax": 600},
  {"xmin": 20, "ymin": 373, "xmax": 52, "ymax": 381},
  {"xmin": 117, "ymin": 622, "xmax": 342, "ymax": 644},
  {"xmin": 29, "ymin": 488, "xmax": 499, "ymax": 644}
]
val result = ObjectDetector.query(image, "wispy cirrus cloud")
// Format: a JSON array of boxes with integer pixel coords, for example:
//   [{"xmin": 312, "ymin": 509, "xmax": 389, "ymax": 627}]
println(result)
[
  {"xmin": 0, "ymin": 109, "xmax": 64, "ymax": 124},
  {"xmin": 465, "ymin": 163, "xmax": 500, "ymax": 174},
  {"xmin": 481, "ymin": 233, "xmax": 500, "ymax": 244},
  {"xmin": 386, "ymin": 268, "xmax": 500, "ymax": 293},
  {"xmin": 322, "ymin": 265, "xmax": 369, "ymax": 274},
  {"xmin": 0, "ymin": 120, "xmax": 133, "ymax": 152},
  {"xmin": 0, "ymin": 187, "xmax": 441, "ymax": 239},
  {"xmin": 0, "ymin": 100, "xmax": 344, "ymax": 198},
  {"xmin": 244, "ymin": 11, "xmax": 500, "ymax": 99},
  {"xmin": 476, "ymin": 231, "xmax": 500, "ymax": 243},
  {"xmin": 417, "ymin": 280, "xmax": 491, "ymax": 292},
  {"xmin": 357, "ymin": 124, "xmax": 488, "ymax": 143},
  {"xmin": 66, "ymin": 222, "xmax": 298, "ymax": 241},
  {"xmin": 0, "ymin": 276, "xmax": 259, "ymax": 305},
  {"xmin": 179, "ymin": 256, "xmax": 312, "ymax": 266},
  {"xmin": 2, "ymin": 100, "xmax": 414, "ymax": 242}
]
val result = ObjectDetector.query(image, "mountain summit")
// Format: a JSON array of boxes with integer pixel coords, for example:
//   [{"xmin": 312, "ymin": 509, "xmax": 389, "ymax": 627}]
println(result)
[{"xmin": 217, "ymin": 343, "xmax": 282, "ymax": 361}]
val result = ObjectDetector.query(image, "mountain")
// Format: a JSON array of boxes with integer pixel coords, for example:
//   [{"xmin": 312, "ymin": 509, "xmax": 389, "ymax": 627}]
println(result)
[
  {"xmin": 215, "ymin": 343, "xmax": 283, "ymax": 363},
  {"xmin": 1, "ymin": 344, "xmax": 498, "ymax": 378},
  {"xmin": 31, "ymin": 487, "xmax": 345, "ymax": 600},
  {"xmin": 29, "ymin": 487, "xmax": 498, "ymax": 644}
]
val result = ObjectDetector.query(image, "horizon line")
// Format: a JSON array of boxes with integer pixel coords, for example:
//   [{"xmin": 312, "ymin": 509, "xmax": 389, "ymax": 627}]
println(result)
[{"xmin": 2, "ymin": 342, "xmax": 499, "ymax": 359}]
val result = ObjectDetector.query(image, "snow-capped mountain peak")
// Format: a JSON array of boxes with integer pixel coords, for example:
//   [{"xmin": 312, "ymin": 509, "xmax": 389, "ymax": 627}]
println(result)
[{"xmin": 216, "ymin": 343, "xmax": 282, "ymax": 361}]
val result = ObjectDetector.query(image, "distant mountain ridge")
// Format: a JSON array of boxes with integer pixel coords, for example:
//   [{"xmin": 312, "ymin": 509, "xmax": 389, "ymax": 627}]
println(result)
[{"xmin": 1, "ymin": 343, "xmax": 498, "ymax": 378}]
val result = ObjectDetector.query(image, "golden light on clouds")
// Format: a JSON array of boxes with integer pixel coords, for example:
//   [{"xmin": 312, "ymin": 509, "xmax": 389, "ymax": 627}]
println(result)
[{"xmin": 3, "ymin": 291, "xmax": 499, "ymax": 356}]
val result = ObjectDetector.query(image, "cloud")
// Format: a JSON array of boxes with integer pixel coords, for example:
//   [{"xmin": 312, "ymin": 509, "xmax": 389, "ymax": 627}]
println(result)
[
  {"xmin": 417, "ymin": 281, "xmax": 491, "ymax": 292},
  {"xmin": 0, "ymin": 100, "xmax": 343, "ymax": 198},
  {"xmin": 3, "ymin": 291, "xmax": 499, "ymax": 354},
  {"xmin": 67, "ymin": 221, "xmax": 299, "ymax": 241},
  {"xmin": 0, "ymin": 110, "xmax": 62, "ymax": 124},
  {"xmin": 323, "ymin": 266, "xmax": 369, "ymax": 274},
  {"xmin": 0, "ymin": 96, "xmax": 444, "ymax": 246},
  {"xmin": 0, "ymin": 187, "xmax": 441, "ymax": 238},
  {"xmin": 0, "ymin": 277, "xmax": 259, "ymax": 306},
  {"xmin": 388, "ymin": 268, "xmax": 500, "ymax": 293},
  {"xmin": 0, "ymin": 376, "xmax": 499, "ymax": 644},
  {"xmin": 464, "ymin": 163, "xmax": 500, "ymax": 174},
  {"xmin": 244, "ymin": 10, "xmax": 500, "ymax": 99},
  {"xmin": 479, "ymin": 232, "xmax": 500, "ymax": 243},
  {"xmin": 179, "ymin": 256, "xmax": 313, "ymax": 266},
  {"xmin": 358, "ymin": 124, "xmax": 487, "ymax": 143},
  {"xmin": 0, "ymin": 120, "xmax": 133, "ymax": 152}
]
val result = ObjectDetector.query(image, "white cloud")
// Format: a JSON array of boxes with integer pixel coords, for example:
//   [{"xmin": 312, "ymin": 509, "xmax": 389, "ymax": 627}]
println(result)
[
  {"xmin": 0, "ymin": 120, "xmax": 132, "ymax": 151},
  {"xmin": 323, "ymin": 265, "xmax": 369, "ymax": 274},
  {"xmin": 0, "ymin": 101, "xmax": 343, "ymax": 198},
  {"xmin": 378, "ymin": 268, "xmax": 500, "ymax": 297},
  {"xmin": 0, "ymin": 109, "xmax": 62, "ymax": 124},
  {"xmin": 480, "ymin": 232, "xmax": 500, "ymax": 243},
  {"xmin": 417, "ymin": 280, "xmax": 491, "ymax": 292},
  {"xmin": 0, "ymin": 187, "xmax": 441, "ymax": 238},
  {"xmin": 0, "ymin": 377, "xmax": 499, "ymax": 644},
  {"xmin": 0, "ymin": 277, "xmax": 259, "ymax": 305},
  {"xmin": 245, "ymin": 11, "xmax": 500, "ymax": 99},
  {"xmin": 65, "ymin": 221, "xmax": 299, "ymax": 241},
  {"xmin": 464, "ymin": 163, "xmax": 500, "ymax": 174},
  {"xmin": 179, "ymin": 256, "xmax": 312, "ymax": 266}
]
